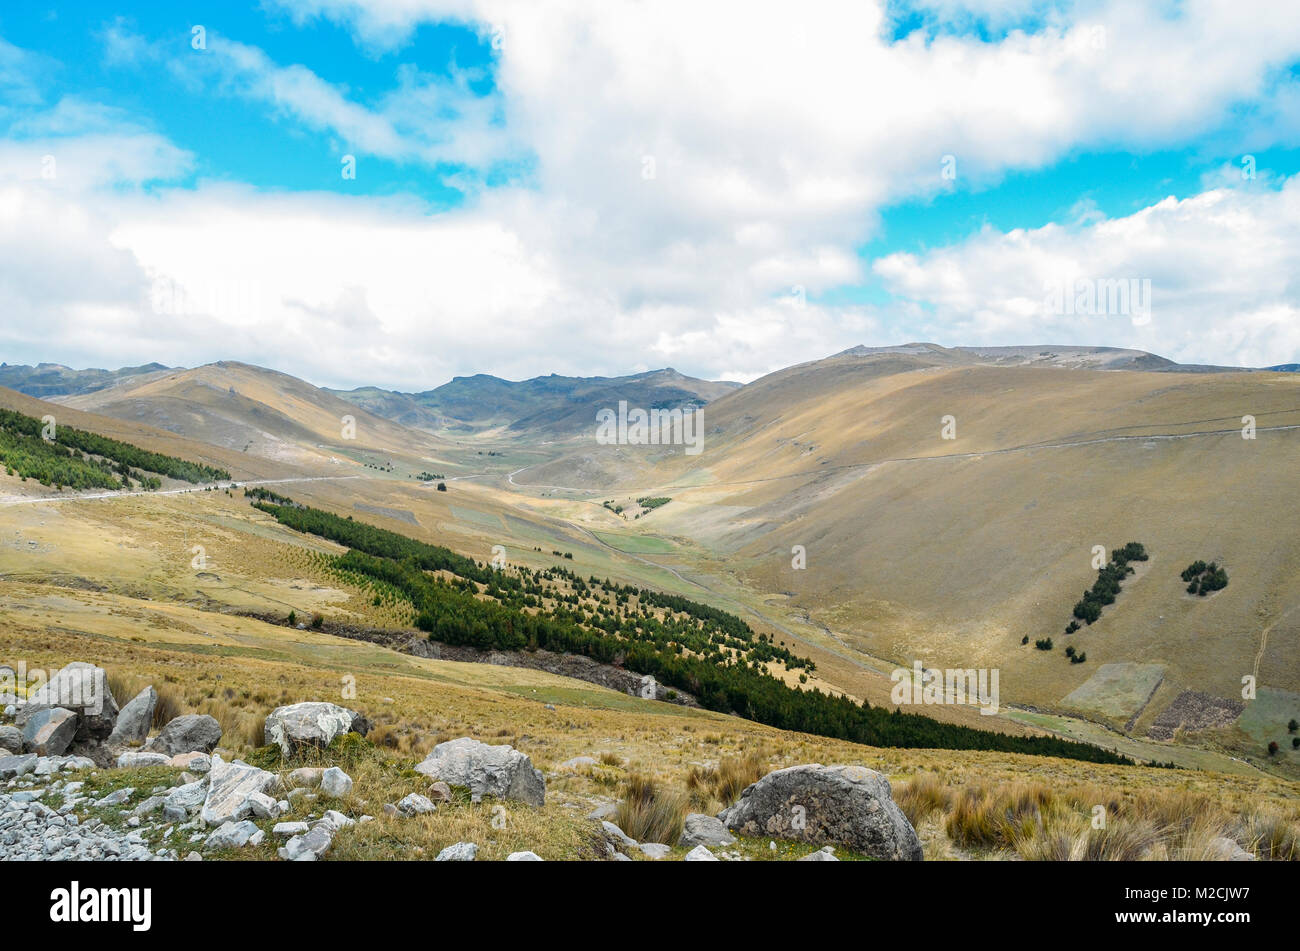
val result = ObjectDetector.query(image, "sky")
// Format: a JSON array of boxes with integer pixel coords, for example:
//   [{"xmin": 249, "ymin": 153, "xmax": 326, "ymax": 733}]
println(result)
[{"xmin": 1, "ymin": 0, "xmax": 1299, "ymax": 390}]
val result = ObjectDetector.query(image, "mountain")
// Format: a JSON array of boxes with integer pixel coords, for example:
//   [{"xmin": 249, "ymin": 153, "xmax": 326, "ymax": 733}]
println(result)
[
  {"xmin": 53, "ymin": 361, "xmax": 456, "ymax": 473},
  {"xmin": 0, "ymin": 361, "xmax": 174, "ymax": 398},
  {"xmin": 512, "ymin": 344, "xmax": 1300, "ymax": 760},
  {"xmin": 330, "ymin": 367, "xmax": 740, "ymax": 436}
]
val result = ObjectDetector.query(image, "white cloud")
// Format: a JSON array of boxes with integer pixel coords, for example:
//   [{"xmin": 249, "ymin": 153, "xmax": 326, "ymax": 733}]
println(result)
[
  {"xmin": 874, "ymin": 175, "xmax": 1300, "ymax": 367},
  {"xmin": 4, "ymin": 1, "xmax": 1300, "ymax": 386}
]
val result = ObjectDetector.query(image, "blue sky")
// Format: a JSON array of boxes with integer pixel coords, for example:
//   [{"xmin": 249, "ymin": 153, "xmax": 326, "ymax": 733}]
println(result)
[{"xmin": 1, "ymin": 1, "xmax": 1299, "ymax": 388}]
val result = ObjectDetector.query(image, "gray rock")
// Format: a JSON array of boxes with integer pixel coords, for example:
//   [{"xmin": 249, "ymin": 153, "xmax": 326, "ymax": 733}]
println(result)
[
  {"xmin": 201, "ymin": 754, "xmax": 276, "ymax": 824},
  {"xmin": 279, "ymin": 825, "xmax": 333, "ymax": 861},
  {"xmin": 246, "ymin": 792, "xmax": 279, "ymax": 819},
  {"xmin": 263, "ymin": 702, "xmax": 361, "ymax": 758},
  {"xmin": 22, "ymin": 707, "xmax": 78, "ymax": 756},
  {"xmin": 684, "ymin": 844, "xmax": 720, "ymax": 861},
  {"xmin": 718, "ymin": 764, "xmax": 922, "ymax": 861},
  {"xmin": 680, "ymin": 813, "xmax": 736, "ymax": 848},
  {"xmin": 273, "ymin": 821, "xmax": 309, "ymax": 837},
  {"xmin": 106, "ymin": 687, "xmax": 157, "ymax": 747},
  {"xmin": 168, "ymin": 752, "xmax": 211, "ymax": 773},
  {"xmin": 286, "ymin": 767, "xmax": 324, "ymax": 788},
  {"xmin": 116, "ymin": 751, "xmax": 171, "ymax": 769},
  {"xmin": 96, "ymin": 787, "xmax": 134, "ymax": 807},
  {"xmin": 395, "ymin": 793, "xmax": 436, "ymax": 816},
  {"xmin": 1207, "ymin": 836, "xmax": 1256, "ymax": 861},
  {"xmin": 25, "ymin": 663, "xmax": 119, "ymax": 739},
  {"xmin": 414, "ymin": 737, "xmax": 545, "ymax": 806},
  {"xmin": 435, "ymin": 841, "xmax": 478, "ymax": 861},
  {"xmin": 797, "ymin": 845, "xmax": 840, "ymax": 861},
  {"xmin": 506, "ymin": 851, "xmax": 543, "ymax": 861},
  {"xmin": 320, "ymin": 766, "xmax": 353, "ymax": 798},
  {"xmin": 146, "ymin": 714, "xmax": 221, "ymax": 756},
  {"xmin": 560, "ymin": 756, "xmax": 598, "ymax": 770},
  {"xmin": 319, "ymin": 810, "xmax": 355, "ymax": 832},
  {"xmin": 601, "ymin": 821, "xmax": 637, "ymax": 849},
  {"xmin": 205, "ymin": 819, "xmax": 260, "ymax": 849},
  {"xmin": 164, "ymin": 780, "xmax": 208, "ymax": 818},
  {"xmin": 0, "ymin": 725, "xmax": 23, "ymax": 753},
  {"xmin": 637, "ymin": 842, "xmax": 671, "ymax": 859}
]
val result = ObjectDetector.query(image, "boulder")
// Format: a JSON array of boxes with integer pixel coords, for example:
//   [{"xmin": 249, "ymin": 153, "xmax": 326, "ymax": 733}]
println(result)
[
  {"xmin": 146, "ymin": 714, "xmax": 221, "ymax": 756},
  {"xmin": 25, "ymin": 662, "xmax": 119, "ymax": 739},
  {"xmin": 414, "ymin": 737, "xmax": 545, "ymax": 806},
  {"xmin": 263, "ymin": 702, "xmax": 362, "ymax": 758},
  {"xmin": 1206, "ymin": 837, "xmax": 1256, "ymax": 861},
  {"xmin": 201, "ymin": 754, "xmax": 277, "ymax": 824},
  {"xmin": 0, "ymin": 753, "xmax": 37, "ymax": 779},
  {"xmin": 507, "ymin": 851, "xmax": 544, "ymax": 861},
  {"xmin": 435, "ymin": 841, "xmax": 478, "ymax": 861},
  {"xmin": 205, "ymin": 820, "xmax": 260, "ymax": 849},
  {"xmin": 107, "ymin": 687, "xmax": 157, "ymax": 747},
  {"xmin": 680, "ymin": 813, "xmax": 736, "ymax": 848},
  {"xmin": 320, "ymin": 766, "xmax": 353, "ymax": 798},
  {"xmin": 718, "ymin": 764, "xmax": 922, "ymax": 861},
  {"xmin": 0, "ymin": 725, "xmax": 23, "ymax": 752},
  {"xmin": 273, "ymin": 821, "xmax": 309, "ymax": 837},
  {"xmin": 637, "ymin": 842, "xmax": 671, "ymax": 859},
  {"xmin": 684, "ymin": 845, "xmax": 720, "ymax": 861},
  {"xmin": 22, "ymin": 707, "xmax": 79, "ymax": 756},
  {"xmin": 116, "ymin": 751, "xmax": 171, "ymax": 768}
]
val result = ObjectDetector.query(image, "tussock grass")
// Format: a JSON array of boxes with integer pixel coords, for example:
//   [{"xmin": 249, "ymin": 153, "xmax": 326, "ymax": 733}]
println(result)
[
  {"xmin": 895, "ymin": 772, "xmax": 952, "ymax": 827},
  {"xmin": 686, "ymin": 749, "xmax": 769, "ymax": 811},
  {"xmin": 615, "ymin": 772, "xmax": 689, "ymax": 845}
]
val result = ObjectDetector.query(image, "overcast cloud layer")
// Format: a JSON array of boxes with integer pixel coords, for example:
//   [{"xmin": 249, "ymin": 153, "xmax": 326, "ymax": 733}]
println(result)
[{"xmin": 2, "ymin": 1, "xmax": 1299, "ymax": 389}]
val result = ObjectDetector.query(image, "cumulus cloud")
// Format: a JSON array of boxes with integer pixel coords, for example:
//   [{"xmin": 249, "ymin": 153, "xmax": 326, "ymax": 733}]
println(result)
[
  {"xmin": 874, "ymin": 175, "xmax": 1300, "ymax": 367},
  {"xmin": 2, "ymin": 1, "xmax": 1300, "ymax": 387}
]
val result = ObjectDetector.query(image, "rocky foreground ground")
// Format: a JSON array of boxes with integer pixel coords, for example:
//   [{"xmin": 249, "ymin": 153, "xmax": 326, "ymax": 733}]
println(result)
[{"xmin": 1, "ymin": 661, "xmax": 924, "ymax": 861}]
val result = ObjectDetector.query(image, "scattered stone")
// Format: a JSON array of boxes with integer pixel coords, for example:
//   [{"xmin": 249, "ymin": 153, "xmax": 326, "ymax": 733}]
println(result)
[
  {"xmin": 106, "ymin": 687, "xmax": 157, "ymax": 747},
  {"xmin": 96, "ymin": 787, "xmax": 134, "ymax": 807},
  {"xmin": 0, "ymin": 725, "xmax": 23, "ymax": 753},
  {"xmin": 507, "ymin": 850, "xmax": 543, "ymax": 861},
  {"xmin": 637, "ymin": 842, "xmax": 671, "ymax": 859},
  {"xmin": 0, "ymin": 753, "xmax": 38, "ymax": 779},
  {"xmin": 273, "ymin": 821, "xmax": 309, "ymax": 837},
  {"xmin": 1207, "ymin": 837, "xmax": 1256, "ymax": 861},
  {"xmin": 560, "ymin": 756, "xmax": 598, "ymax": 770},
  {"xmin": 435, "ymin": 841, "xmax": 478, "ymax": 861},
  {"xmin": 264, "ymin": 702, "xmax": 362, "ymax": 758},
  {"xmin": 797, "ymin": 846, "xmax": 840, "ymax": 862},
  {"xmin": 680, "ymin": 813, "xmax": 736, "ymax": 848},
  {"xmin": 247, "ymin": 792, "xmax": 279, "ymax": 820},
  {"xmin": 414, "ymin": 737, "xmax": 545, "ymax": 806},
  {"xmin": 320, "ymin": 766, "xmax": 353, "ymax": 798},
  {"xmin": 201, "ymin": 754, "xmax": 277, "ymax": 824},
  {"xmin": 146, "ymin": 715, "xmax": 222, "ymax": 756},
  {"xmin": 169, "ymin": 752, "xmax": 211, "ymax": 773},
  {"xmin": 684, "ymin": 845, "xmax": 720, "ymax": 861},
  {"xmin": 718, "ymin": 764, "xmax": 922, "ymax": 862},
  {"xmin": 287, "ymin": 767, "xmax": 324, "ymax": 789},
  {"xmin": 601, "ymin": 821, "xmax": 637, "ymax": 849},
  {"xmin": 395, "ymin": 793, "xmax": 436, "ymax": 816},
  {"xmin": 427, "ymin": 781, "xmax": 452, "ymax": 803},
  {"xmin": 116, "ymin": 751, "xmax": 171, "ymax": 769},
  {"xmin": 279, "ymin": 825, "xmax": 333, "ymax": 861}
]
